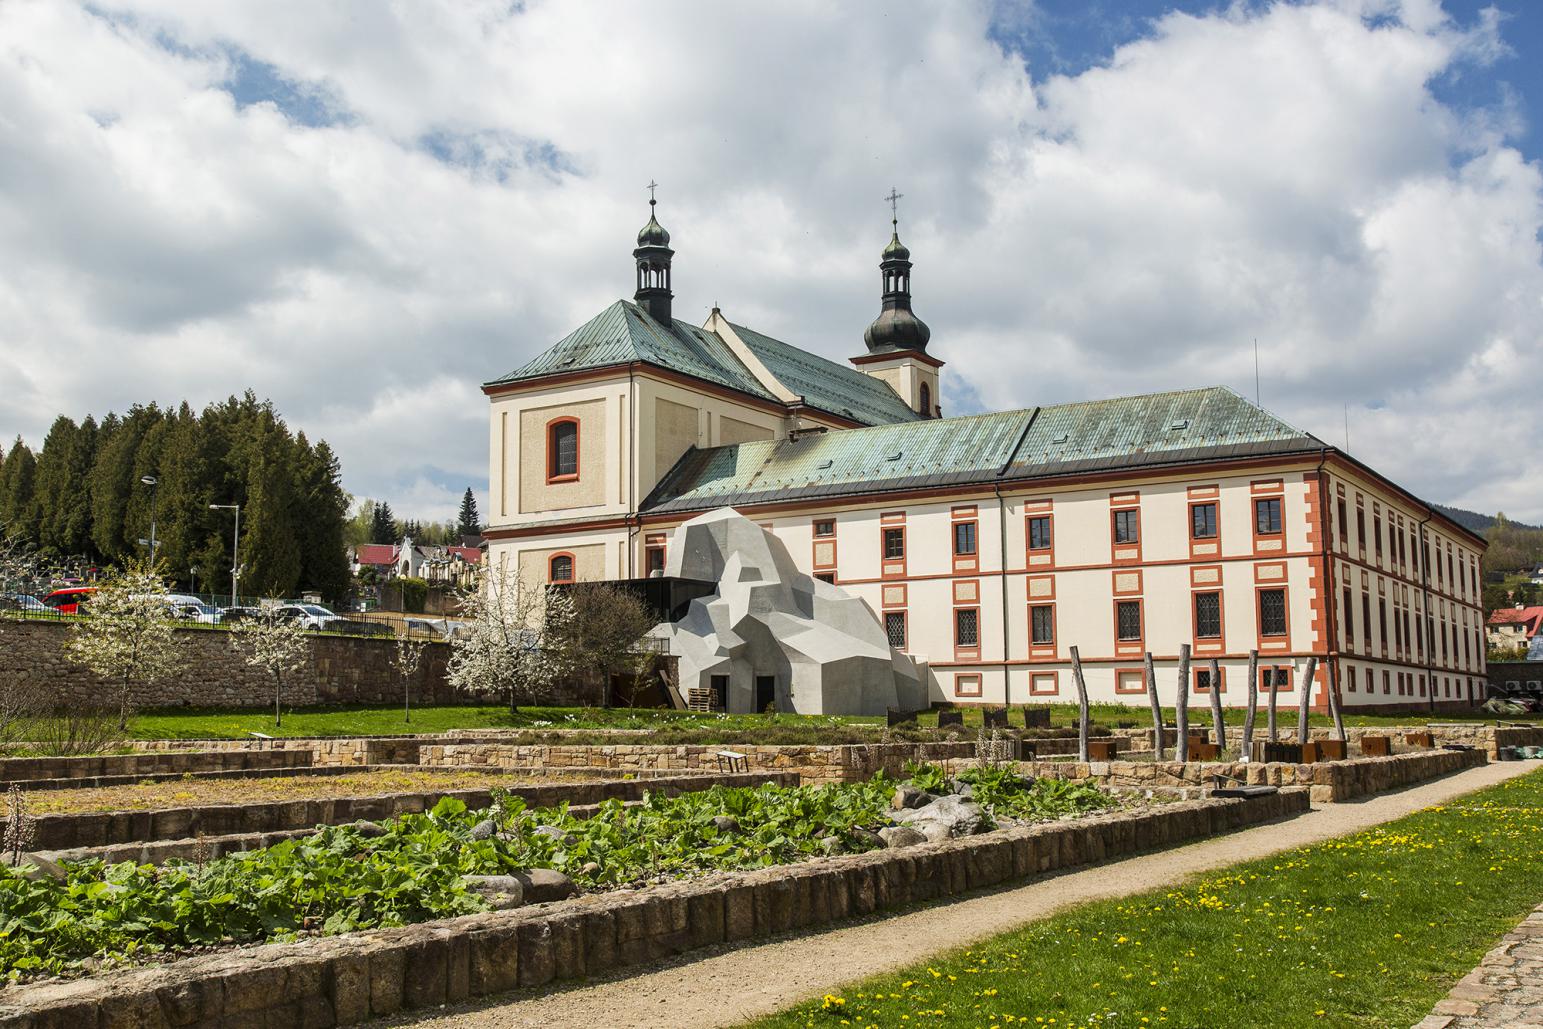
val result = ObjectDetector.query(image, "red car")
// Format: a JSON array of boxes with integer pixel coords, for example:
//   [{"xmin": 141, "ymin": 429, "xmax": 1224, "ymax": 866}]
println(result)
[{"xmin": 41, "ymin": 587, "xmax": 96, "ymax": 615}]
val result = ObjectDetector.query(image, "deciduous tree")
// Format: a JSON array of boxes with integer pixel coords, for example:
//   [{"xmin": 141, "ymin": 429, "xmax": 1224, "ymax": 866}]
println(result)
[
  {"xmin": 447, "ymin": 566, "xmax": 572, "ymax": 713},
  {"xmin": 64, "ymin": 565, "xmax": 184, "ymax": 729},
  {"xmin": 231, "ymin": 608, "xmax": 311, "ymax": 727}
]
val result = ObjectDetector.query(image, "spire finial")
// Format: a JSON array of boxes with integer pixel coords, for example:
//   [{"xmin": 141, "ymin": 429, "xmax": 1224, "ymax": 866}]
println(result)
[
  {"xmin": 647, "ymin": 179, "xmax": 659, "ymax": 206},
  {"xmin": 884, "ymin": 186, "xmax": 903, "ymax": 231}
]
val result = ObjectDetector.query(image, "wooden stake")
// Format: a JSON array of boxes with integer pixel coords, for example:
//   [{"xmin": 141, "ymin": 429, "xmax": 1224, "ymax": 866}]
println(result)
[
  {"xmin": 1297, "ymin": 656, "xmax": 1318, "ymax": 749},
  {"xmin": 1175, "ymin": 644, "xmax": 1191, "ymax": 762},
  {"xmin": 1208, "ymin": 656, "xmax": 1226, "ymax": 752},
  {"xmin": 1328, "ymin": 663, "xmax": 1348, "ymax": 742},
  {"xmin": 1144, "ymin": 652, "xmax": 1164, "ymax": 761},
  {"xmin": 1267, "ymin": 664, "xmax": 1281, "ymax": 742},
  {"xmin": 1070, "ymin": 645, "xmax": 1090, "ymax": 762},
  {"xmin": 1242, "ymin": 650, "xmax": 1259, "ymax": 762}
]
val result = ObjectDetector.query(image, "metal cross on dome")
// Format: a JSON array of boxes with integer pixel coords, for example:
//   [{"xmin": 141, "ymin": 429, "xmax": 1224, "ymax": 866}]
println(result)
[
  {"xmin": 647, "ymin": 180, "xmax": 659, "ymax": 202},
  {"xmin": 885, "ymin": 186, "xmax": 903, "ymax": 225}
]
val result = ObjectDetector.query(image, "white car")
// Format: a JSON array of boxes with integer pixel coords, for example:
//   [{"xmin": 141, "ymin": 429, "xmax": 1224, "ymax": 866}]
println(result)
[
  {"xmin": 275, "ymin": 603, "xmax": 347, "ymax": 631},
  {"xmin": 164, "ymin": 594, "xmax": 224, "ymax": 625}
]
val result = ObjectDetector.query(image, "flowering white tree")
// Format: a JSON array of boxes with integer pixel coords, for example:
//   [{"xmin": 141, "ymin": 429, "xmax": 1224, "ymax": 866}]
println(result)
[
  {"xmin": 231, "ymin": 608, "xmax": 311, "ymax": 727},
  {"xmin": 447, "ymin": 565, "xmax": 573, "ymax": 714},
  {"xmin": 393, "ymin": 634, "xmax": 430, "ymax": 724},
  {"xmin": 65, "ymin": 565, "xmax": 184, "ymax": 729}
]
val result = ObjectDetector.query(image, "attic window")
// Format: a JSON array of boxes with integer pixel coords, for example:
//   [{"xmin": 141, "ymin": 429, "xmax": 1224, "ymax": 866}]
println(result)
[
  {"xmin": 817, "ymin": 460, "xmax": 833, "ymax": 469},
  {"xmin": 1169, "ymin": 419, "xmax": 1189, "ymax": 431},
  {"xmin": 1051, "ymin": 433, "xmax": 1069, "ymax": 445},
  {"xmin": 560, "ymin": 355, "xmax": 578, "ymax": 367},
  {"xmin": 886, "ymin": 451, "xmax": 903, "ymax": 461}
]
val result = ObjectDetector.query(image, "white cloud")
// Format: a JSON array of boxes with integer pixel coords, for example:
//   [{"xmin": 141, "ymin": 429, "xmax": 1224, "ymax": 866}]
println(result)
[{"xmin": 0, "ymin": 0, "xmax": 1538, "ymax": 522}]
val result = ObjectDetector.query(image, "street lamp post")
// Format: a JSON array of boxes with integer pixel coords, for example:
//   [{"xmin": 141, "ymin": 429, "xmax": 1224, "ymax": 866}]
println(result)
[
  {"xmin": 140, "ymin": 475, "xmax": 159, "ymax": 568},
  {"xmin": 209, "ymin": 503, "xmax": 241, "ymax": 605}
]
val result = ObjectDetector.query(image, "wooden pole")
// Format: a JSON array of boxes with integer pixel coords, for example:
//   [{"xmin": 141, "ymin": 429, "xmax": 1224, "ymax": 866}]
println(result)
[
  {"xmin": 1296, "ymin": 656, "xmax": 1318, "ymax": 750},
  {"xmin": 1328, "ymin": 663, "xmax": 1348, "ymax": 742},
  {"xmin": 1144, "ymin": 652, "xmax": 1164, "ymax": 761},
  {"xmin": 1242, "ymin": 650, "xmax": 1259, "ymax": 762},
  {"xmin": 1266, "ymin": 664, "xmax": 1281, "ymax": 742},
  {"xmin": 1175, "ymin": 644, "xmax": 1191, "ymax": 762},
  {"xmin": 1070, "ymin": 645, "xmax": 1090, "ymax": 762},
  {"xmin": 1208, "ymin": 656, "xmax": 1226, "ymax": 752}
]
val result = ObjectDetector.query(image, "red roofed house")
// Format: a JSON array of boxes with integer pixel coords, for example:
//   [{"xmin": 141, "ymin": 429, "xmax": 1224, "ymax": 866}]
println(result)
[{"xmin": 1487, "ymin": 606, "xmax": 1543, "ymax": 650}]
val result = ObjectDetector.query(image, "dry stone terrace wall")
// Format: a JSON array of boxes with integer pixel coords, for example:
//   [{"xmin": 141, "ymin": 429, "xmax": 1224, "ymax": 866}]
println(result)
[
  {"xmin": 417, "ymin": 740, "xmax": 983, "ymax": 783},
  {"xmin": 1111, "ymin": 723, "xmax": 1543, "ymax": 759},
  {"xmin": 0, "ymin": 748, "xmax": 312, "ymax": 783},
  {"xmin": 0, "ymin": 790, "xmax": 1310, "ymax": 1027},
  {"xmin": 1007, "ymin": 748, "xmax": 1487, "ymax": 803}
]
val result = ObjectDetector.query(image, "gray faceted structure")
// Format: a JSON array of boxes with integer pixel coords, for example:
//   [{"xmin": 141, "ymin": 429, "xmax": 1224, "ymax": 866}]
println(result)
[{"xmin": 655, "ymin": 507, "xmax": 925, "ymax": 715}]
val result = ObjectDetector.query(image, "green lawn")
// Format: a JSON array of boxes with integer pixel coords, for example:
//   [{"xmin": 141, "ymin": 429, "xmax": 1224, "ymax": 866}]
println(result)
[
  {"xmin": 124, "ymin": 701, "xmax": 1539, "ymax": 741},
  {"xmin": 754, "ymin": 768, "xmax": 1543, "ymax": 1029}
]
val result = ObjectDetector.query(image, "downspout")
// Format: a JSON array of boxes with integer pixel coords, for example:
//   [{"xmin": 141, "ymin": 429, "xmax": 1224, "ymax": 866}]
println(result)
[
  {"xmin": 626, "ymin": 365, "xmax": 638, "ymax": 580},
  {"xmin": 994, "ymin": 409, "xmax": 1041, "ymax": 708},
  {"xmin": 1315, "ymin": 450, "xmax": 1337, "ymax": 719},
  {"xmin": 1417, "ymin": 508, "xmax": 1436, "ymax": 713}
]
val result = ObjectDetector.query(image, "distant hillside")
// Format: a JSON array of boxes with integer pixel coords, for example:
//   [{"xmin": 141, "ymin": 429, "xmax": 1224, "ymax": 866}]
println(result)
[{"xmin": 1435, "ymin": 505, "xmax": 1542, "ymax": 534}]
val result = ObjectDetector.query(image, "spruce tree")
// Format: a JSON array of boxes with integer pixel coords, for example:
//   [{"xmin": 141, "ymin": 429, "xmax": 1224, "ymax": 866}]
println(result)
[
  {"xmin": 370, "ymin": 502, "xmax": 397, "ymax": 544},
  {"xmin": 292, "ymin": 437, "xmax": 350, "ymax": 602},
  {"xmin": 0, "ymin": 439, "xmax": 37, "ymax": 535},
  {"xmin": 457, "ymin": 488, "xmax": 481, "ymax": 538},
  {"xmin": 32, "ymin": 416, "xmax": 98, "ymax": 560}
]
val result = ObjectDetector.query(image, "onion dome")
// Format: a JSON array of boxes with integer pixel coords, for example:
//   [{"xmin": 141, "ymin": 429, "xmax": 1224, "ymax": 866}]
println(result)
[{"xmin": 637, "ymin": 201, "xmax": 670, "ymax": 247}]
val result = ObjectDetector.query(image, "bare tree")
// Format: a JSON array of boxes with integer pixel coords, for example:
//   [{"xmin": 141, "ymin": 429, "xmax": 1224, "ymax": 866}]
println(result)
[
  {"xmin": 1327, "ymin": 664, "xmax": 1348, "ymax": 743},
  {"xmin": 65, "ymin": 564, "xmax": 184, "ymax": 729},
  {"xmin": 447, "ymin": 564, "xmax": 573, "ymax": 714},
  {"xmin": 1207, "ymin": 657, "xmax": 1226, "ymax": 752},
  {"xmin": 1296, "ymin": 656, "xmax": 1319, "ymax": 750},
  {"xmin": 231, "ymin": 608, "xmax": 311, "ymax": 727},
  {"xmin": 1241, "ymin": 650, "xmax": 1259, "ymax": 762},
  {"xmin": 545, "ymin": 582, "xmax": 657, "ymax": 707},
  {"xmin": 1144, "ymin": 652, "xmax": 1164, "ymax": 760},
  {"xmin": 1267, "ymin": 664, "xmax": 1281, "ymax": 742},
  {"xmin": 1069, "ymin": 645, "xmax": 1090, "ymax": 762},
  {"xmin": 393, "ymin": 635, "xmax": 429, "ymax": 724}
]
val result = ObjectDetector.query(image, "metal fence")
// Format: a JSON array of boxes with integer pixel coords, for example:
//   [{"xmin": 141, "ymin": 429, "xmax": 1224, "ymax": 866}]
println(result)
[{"xmin": 0, "ymin": 595, "xmax": 468, "ymax": 641}]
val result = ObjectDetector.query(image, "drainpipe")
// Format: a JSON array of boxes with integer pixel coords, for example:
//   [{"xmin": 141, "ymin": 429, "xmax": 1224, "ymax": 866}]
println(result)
[
  {"xmin": 1315, "ymin": 449, "xmax": 1337, "ymax": 722},
  {"xmin": 626, "ymin": 365, "xmax": 638, "ymax": 580},
  {"xmin": 994, "ymin": 409, "xmax": 1040, "ymax": 708},
  {"xmin": 1418, "ymin": 509, "xmax": 1436, "ymax": 714}
]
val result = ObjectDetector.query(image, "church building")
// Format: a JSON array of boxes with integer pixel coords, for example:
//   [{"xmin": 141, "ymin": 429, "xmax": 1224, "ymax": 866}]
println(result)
[{"xmin": 482, "ymin": 196, "xmax": 1487, "ymax": 713}]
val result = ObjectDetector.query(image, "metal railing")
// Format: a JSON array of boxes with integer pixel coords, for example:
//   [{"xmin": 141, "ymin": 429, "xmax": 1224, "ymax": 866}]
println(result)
[{"xmin": 0, "ymin": 596, "xmax": 469, "ymax": 641}]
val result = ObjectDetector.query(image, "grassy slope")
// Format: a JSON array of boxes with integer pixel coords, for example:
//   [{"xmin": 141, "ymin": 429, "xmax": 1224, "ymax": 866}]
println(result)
[
  {"xmin": 755, "ymin": 768, "xmax": 1543, "ymax": 1029},
  {"xmin": 126, "ymin": 702, "xmax": 1541, "ymax": 740}
]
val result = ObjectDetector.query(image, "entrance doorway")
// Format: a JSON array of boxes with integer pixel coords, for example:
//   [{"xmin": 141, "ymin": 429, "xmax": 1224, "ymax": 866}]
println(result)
[{"xmin": 754, "ymin": 675, "xmax": 776, "ymax": 713}]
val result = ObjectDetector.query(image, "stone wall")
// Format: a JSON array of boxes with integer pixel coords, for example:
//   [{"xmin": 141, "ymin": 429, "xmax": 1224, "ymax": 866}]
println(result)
[
  {"xmin": 1, "ymin": 619, "xmax": 604, "ymax": 710},
  {"xmin": 1113, "ymin": 723, "xmax": 1543, "ymax": 759},
  {"xmin": 0, "ymin": 789, "xmax": 1309, "ymax": 1026},
  {"xmin": 1013, "ymin": 747, "xmax": 1487, "ymax": 803},
  {"xmin": 0, "ymin": 748, "xmax": 312, "ymax": 783}
]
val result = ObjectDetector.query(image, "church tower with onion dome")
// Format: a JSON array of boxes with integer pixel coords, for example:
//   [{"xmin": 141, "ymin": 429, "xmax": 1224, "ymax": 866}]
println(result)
[{"xmin": 851, "ymin": 188, "xmax": 943, "ymax": 418}]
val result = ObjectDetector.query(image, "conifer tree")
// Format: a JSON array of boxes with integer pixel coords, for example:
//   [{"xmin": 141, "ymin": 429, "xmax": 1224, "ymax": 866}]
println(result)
[
  {"xmin": 0, "ymin": 439, "xmax": 36, "ymax": 534},
  {"xmin": 457, "ymin": 488, "xmax": 481, "ymax": 538},
  {"xmin": 32, "ymin": 416, "xmax": 98, "ymax": 560},
  {"xmin": 370, "ymin": 502, "xmax": 397, "ymax": 544}
]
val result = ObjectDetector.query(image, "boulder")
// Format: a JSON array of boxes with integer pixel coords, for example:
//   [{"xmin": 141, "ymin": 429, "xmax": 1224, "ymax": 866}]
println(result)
[
  {"xmin": 3, "ymin": 852, "xmax": 65, "ymax": 883},
  {"xmin": 532, "ymin": 825, "xmax": 577, "ymax": 847},
  {"xmin": 711, "ymin": 815, "xmax": 740, "ymax": 834},
  {"xmin": 878, "ymin": 826, "xmax": 928, "ymax": 849},
  {"xmin": 351, "ymin": 820, "xmax": 388, "ymax": 839},
  {"xmin": 891, "ymin": 795, "xmax": 986, "ymax": 843},
  {"xmin": 468, "ymin": 818, "xmax": 498, "ymax": 841},
  {"xmin": 462, "ymin": 874, "xmax": 524, "ymax": 910},
  {"xmin": 891, "ymin": 785, "xmax": 935, "ymax": 810},
  {"xmin": 514, "ymin": 868, "xmax": 578, "ymax": 903}
]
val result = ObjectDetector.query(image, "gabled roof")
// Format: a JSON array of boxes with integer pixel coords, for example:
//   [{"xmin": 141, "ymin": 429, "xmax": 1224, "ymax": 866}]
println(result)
[
  {"xmin": 642, "ymin": 386, "xmax": 1321, "ymax": 514},
  {"xmin": 354, "ymin": 544, "xmax": 397, "ymax": 565},
  {"xmin": 485, "ymin": 300, "xmax": 919, "ymax": 428},
  {"xmin": 727, "ymin": 322, "xmax": 922, "ymax": 427},
  {"xmin": 1488, "ymin": 606, "xmax": 1543, "ymax": 635}
]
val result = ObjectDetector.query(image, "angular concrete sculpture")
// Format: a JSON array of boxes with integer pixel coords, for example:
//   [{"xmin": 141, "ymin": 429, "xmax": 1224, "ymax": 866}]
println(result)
[{"xmin": 655, "ymin": 507, "xmax": 925, "ymax": 715}]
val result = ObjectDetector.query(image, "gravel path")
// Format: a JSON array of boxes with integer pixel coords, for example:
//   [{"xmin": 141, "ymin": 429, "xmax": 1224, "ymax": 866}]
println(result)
[{"xmin": 384, "ymin": 761, "xmax": 1539, "ymax": 1029}]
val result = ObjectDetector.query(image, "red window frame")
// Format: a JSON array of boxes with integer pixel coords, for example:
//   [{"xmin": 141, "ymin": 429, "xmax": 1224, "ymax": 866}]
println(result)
[
  {"xmin": 548, "ymin": 551, "xmax": 576, "ymax": 583},
  {"xmin": 546, "ymin": 417, "xmax": 580, "ymax": 484}
]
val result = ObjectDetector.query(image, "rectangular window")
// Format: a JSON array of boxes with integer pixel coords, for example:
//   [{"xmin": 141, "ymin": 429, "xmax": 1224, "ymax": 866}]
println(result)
[
  {"xmin": 1383, "ymin": 670, "xmax": 1391, "ymax": 695},
  {"xmin": 1357, "ymin": 508, "xmax": 1367, "ymax": 549},
  {"xmin": 1030, "ymin": 605, "xmax": 1054, "ymax": 645},
  {"xmin": 1259, "ymin": 588, "xmax": 1287, "ymax": 637},
  {"xmin": 1378, "ymin": 598, "xmax": 1388, "ymax": 649},
  {"xmin": 1343, "ymin": 586, "xmax": 1355, "ymax": 648},
  {"xmin": 1362, "ymin": 593, "xmax": 1372, "ymax": 650},
  {"xmin": 1347, "ymin": 667, "xmax": 1357, "ymax": 693},
  {"xmin": 1191, "ymin": 503, "xmax": 1217, "ymax": 539},
  {"xmin": 882, "ymin": 527, "xmax": 905, "ymax": 560},
  {"xmin": 645, "ymin": 547, "xmax": 665, "ymax": 575},
  {"xmin": 884, "ymin": 611, "xmax": 906, "ymax": 649},
  {"xmin": 814, "ymin": 572, "xmax": 835, "ymax": 585},
  {"xmin": 548, "ymin": 419, "xmax": 579, "ymax": 480},
  {"xmin": 1261, "ymin": 667, "xmax": 1290, "ymax": 692},
  {"xmin": 1397, "ymin": 529, "xmax": 1407, "ymax": 568},
  {"xmin": 953, "ymin": 521, "xmax": 977, "ymax": 556},
  {"xmin": 1337, "ymin": 498, "xmax": 1348, "ymax": 545},
  {"xmin": 1028, "ymin": 515, "xmax": 1052, "ymax": 551},
  {"xmin": 1194, "ymin": 591, "xmax": 1221, "ymax": 639},
  {"xmin": 1374, "ymin": 514, "xmax": 1383, "ymax": 557},
  {"xmin": 1196, "ymin": 667, "xmax": 1219, "ymax": 693},
  {"xmin": 1116, "ymin": 600, "xmax": 1142, "ymax": 641},
  {"xmin": 1254, "ymin": 497, "xmax": 1283, "ymax": 535},
  {"xmin": 1113, "ymin": 508, "xmax": 1139, "ymax": 545},
  {"xmin": 813, "ymin": 520, "xmax": 835, "ymax": 538},
  {"xmin": 955, "ymin": 608, "xmax": 979, "ymax": 648}
]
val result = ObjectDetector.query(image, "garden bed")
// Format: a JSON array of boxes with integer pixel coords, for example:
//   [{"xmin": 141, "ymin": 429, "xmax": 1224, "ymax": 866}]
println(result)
[{"xmin": 0, "ymin": 784, "xmax": 1308, "ymax": 1025}]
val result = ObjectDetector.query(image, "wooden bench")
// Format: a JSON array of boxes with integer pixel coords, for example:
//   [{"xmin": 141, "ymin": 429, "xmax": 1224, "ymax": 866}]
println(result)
[{"xmin": 715, "ymin": 750, "xmax": 748, "ymax": 774}]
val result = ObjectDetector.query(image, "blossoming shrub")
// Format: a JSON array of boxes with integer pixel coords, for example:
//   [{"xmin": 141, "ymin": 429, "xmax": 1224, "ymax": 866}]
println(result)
[{"xmin": 761, "ymin": 768, "xmax": 1543, "ymax": 1029}]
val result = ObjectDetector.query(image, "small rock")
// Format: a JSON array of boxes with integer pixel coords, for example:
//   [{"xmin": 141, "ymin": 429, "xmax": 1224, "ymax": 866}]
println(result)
[
  {"xmin": 515, "ymin": 868, "xmax": 578, "ymax": 903},
  {"xmin": 462, "ymin": 874, "xmax": 524, "ymax": 910},
  {"xmin": 892, "ymin": 785, "xmax": 935, "ymax": 810},
  {"xmin": 711, "ymin": 815, "xmax": 740, "ymax": 834},
  {"xmin": 580, "ymin": 861, "xmax": 600, "ymax": 876},
  {"xmin": 820, "ymin": 836, "xmax": 843, "ymax": 856},
  {"xmin": 955, "ymin": 783, "xmax": 975, "ymax": 800},
  {"xmin": 892, "ymin": 795, "xmax": 987, "ymax": 843},
  {"xmin": 878, "ymin": 826, "xmax": 927, "ymax": 849},
  {"xmin": 352, "ymin": 820, "xmax": 388, "ymax": 839},
  {"xmin": 849, "ymin": 828, "xmax": 884, "ymax": 850},
  {"xmin": 3, "ymin": 853, "xmax": 65, "ymax": 883},
  {"xmin": 532, "ymin": 825, "xmax": 576, "ymax": 846},
  {"xmin": 468, "ymin": 819, "xmax": 497, "ymax": 841}
]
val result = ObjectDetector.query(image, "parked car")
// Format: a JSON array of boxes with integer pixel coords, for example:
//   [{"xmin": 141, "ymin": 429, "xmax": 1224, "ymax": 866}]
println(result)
[
  {"xmin": 274, "ymin": 604, "xmax": 348, "ymax": 631},
  {"xmin": 0, "ymin": 594, "xmax": 47, "ymax": 612},
  {"xmin": 41, "ymin": 587, "xmax": 96, "ymax": 615},
  {"xmin": 163, "ymin": 594, "xmax": 224, "ymax": 625}
]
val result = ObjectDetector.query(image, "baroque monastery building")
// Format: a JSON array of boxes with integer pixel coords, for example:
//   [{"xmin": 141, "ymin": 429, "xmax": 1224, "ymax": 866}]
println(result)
[{"xmin": 482, "ymin": 198, "xmax": 1487, "ymax": 713}]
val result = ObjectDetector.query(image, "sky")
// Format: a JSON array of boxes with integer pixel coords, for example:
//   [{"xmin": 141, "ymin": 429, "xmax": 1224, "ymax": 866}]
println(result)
[{"xmin": 1, "ymin": 0, "xmax": 1541, "ymax": 522}]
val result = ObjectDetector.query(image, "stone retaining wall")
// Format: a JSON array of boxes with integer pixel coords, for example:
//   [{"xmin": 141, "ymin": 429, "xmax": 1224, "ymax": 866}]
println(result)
[
  {"xmin": 416, "ymin": 740, "xmax": 984, "ymax": 783},
  {"xmin": 3, "ymin": 770, "xmax": 798, "ymax": 851},
  {"xmin": 0, "ymin": 789, "xmax": 1309, "ymax": 1027},
  {"xmin": 133, "ymin": 736, "xmax": 421, "ymax": 767},
  {"xmin": 1114, "ymin": 723, "xmax": 1543, "ymax": 759},
  {"xmin": 0, "ymin": 748, "xmax": 313, "ymax": 783},
  {"xmin": 1011, "ymin": 747, "xmax": 1487, "ymax": 803}
]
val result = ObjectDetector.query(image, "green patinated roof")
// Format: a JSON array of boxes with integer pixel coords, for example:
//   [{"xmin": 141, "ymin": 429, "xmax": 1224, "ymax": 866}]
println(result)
[
  {"xmin": 727, "ymin": 322, "xmax": 922, "ymax": 426},
  {"xmin": 642, "ymin": 386, "xmax": 1321, "ymax": 513},
  {"xmin": 488, "ymin": 300, "xmax": 919, "ymax": 428},
  {"xmin": 488, "ymin": 300, "xmax": 776, "ymax": 401}
]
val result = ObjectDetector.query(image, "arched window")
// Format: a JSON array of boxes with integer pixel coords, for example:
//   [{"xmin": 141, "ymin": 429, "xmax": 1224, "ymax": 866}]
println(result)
[
  {"xmin": 547, "ymin": 418, "xmax": 579, "ymax": 482},
  {"xmin": 919, "ymin": 382, "xmax": 931, "ymax": 418},
  {"xmin": 549, "ymin": 553, "xmax": 575, "ymax": 583}
]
